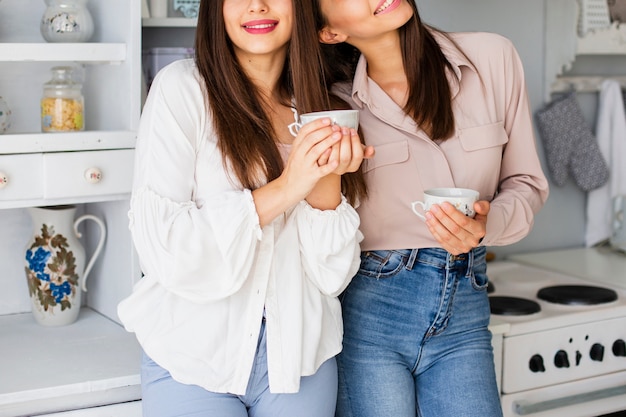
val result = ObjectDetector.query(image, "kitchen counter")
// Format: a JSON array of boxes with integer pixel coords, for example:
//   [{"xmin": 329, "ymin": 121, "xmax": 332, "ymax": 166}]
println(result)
[
  {"xmin": 0, "ymin": 308, "xmax": 141, "ymax": 417},
  {"xmin": 488, "ymin": 316, "xmax": 511, "ymax": 335},
  {"xmin": 509, "ymin": 246, "xmax": 626, "ymax": 289}
]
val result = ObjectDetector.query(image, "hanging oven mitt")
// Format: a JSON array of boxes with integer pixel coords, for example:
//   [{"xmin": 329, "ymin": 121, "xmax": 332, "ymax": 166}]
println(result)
[
  {"xmin": 568, "ymin": 128, "xmax": 609, "ymax": 191},
  {"xmin": 535, "ymin": 92, "xmax": 609, "ymax": 190},
  {"xmin": 535, "ymin": 92, "xmax": 579, "ymax": 186}
]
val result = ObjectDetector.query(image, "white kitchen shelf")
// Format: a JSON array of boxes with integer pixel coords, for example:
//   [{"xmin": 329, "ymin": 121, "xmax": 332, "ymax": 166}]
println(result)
[
  {"xmin": 0, "ymin": 43, "xmax": 127, "ymax": 64},
  {"xmin": 551, "ymin": 75, "xmax": 626, "ymax": 93},
  {"xmin": 0, "ymin": 131, "xmax": 137, "ymax": 154},
  {"xmin": 0, "ymin": 308, "xmax": 141, "ymax": 417},
  {"xmin": 0, "ymin": 0, "xmax": 143, "ymax": 414},
  {"xmin": 142, "ymin": 17, "xmax": 197, "ymax": 27},
  {"xmin": 576, "ymin": 22, "xmax": 626, "ymax": 55}
]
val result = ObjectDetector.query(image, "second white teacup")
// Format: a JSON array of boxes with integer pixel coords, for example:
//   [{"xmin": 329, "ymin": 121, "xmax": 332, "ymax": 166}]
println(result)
[
  {"xmin": 411, "ymin": 187, "xmax": 479, "ymax": 221},
  {"xmin": 289, "ymin": 109, "xmax": 359, "ymax": 137}
]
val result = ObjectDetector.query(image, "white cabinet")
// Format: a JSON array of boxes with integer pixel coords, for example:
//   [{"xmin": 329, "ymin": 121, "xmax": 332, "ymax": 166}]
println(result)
[
  {"xmin": 43, "ymin": 149, "xmax": 135, "ymax": 200},
  {"xmin": 0, "ymin": 0, "xmax": 142, "ymax": 415},
  {"xmin": 0, "ymin": 153, "xmax": 44, "ymax": 201}
]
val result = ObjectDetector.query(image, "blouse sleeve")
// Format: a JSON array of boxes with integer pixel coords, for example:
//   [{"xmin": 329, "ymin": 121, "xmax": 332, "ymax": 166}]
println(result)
[
  {"xmin": 483, "ymin": 38, "xmax": 549, "ymax": 246},
  {"xmin": 292, "ymin": 197, "xmax": 363, "ymax": 297},
  {"xmin": 129, "ymin": 62, "xmax": 262, "ymax": 303}
]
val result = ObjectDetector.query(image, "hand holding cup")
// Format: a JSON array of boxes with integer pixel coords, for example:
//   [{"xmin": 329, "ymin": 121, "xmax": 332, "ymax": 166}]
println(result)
[{"xmin": 411, "ymin": 188, "xmax": 479, "ymax": 221}]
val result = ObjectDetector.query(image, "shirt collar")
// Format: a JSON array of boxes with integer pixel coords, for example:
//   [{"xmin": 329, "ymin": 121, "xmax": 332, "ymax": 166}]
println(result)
[{"xmin": 351, "ymin": 30, "xmax": 477, "ymax": 106}]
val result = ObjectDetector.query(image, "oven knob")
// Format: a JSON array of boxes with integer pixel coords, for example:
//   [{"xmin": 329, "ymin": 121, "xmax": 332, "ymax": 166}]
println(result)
[
  {"xmin": 529, "ymin": 354, "xmax": 545, "ymax": 373},
  {"xmin": 554, "ymin": 350, "xmax": 570, "ymax": 368},
  {"xmin": 590, "ymin": 343, "xmax": 605, "ymax": 362},
  {"xmin": 613, "ymin": 340, "xmax": 626, "ymax": 357}
]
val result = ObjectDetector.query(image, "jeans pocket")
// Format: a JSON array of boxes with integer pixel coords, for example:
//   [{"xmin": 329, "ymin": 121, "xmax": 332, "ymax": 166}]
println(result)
[
  {"xmin": 358, "ymin": 250, "xmax": 407, "ymax": 279},
  {"xmin": 469, "ymin": 269, "xmax": 489, "ymax": 291}
]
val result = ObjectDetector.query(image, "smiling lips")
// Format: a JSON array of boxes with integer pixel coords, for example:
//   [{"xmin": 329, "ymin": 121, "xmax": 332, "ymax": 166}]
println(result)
[
  {"xmin": 242, "ymin": 19, "xmax": 279, "ymax": 34},
  {"xmin": 374, "ymin": 0, "xmax": 400, "ymax": 15}
]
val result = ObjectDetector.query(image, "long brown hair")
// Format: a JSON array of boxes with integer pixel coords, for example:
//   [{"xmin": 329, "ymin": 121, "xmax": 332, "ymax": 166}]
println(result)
[
  {"xmin": 314, "ymin": 1, "xmax": 457, "ymax": 141},
  {"xmin": 195, "ymin": 0, "xmax": 366, "ymax": 204}
]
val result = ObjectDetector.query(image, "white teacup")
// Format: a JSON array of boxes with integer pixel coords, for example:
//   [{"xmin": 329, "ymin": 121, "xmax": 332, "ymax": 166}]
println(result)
[
  {"xmin": 288, "ymin": 109, "xmax": 359, "ymax": 137},
  {"xmin": 411, "ymin": 187, "xmax": 479, "ymax": 221}
]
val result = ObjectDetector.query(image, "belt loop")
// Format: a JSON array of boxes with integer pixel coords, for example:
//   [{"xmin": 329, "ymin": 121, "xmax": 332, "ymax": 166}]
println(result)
[
  {"xmin": 406, "ymin": 248, "xmax": 419, "ymax": 270},
  {"xmin": 446, "ymin": 252, "xmax": 458, "ymax": 266},
  {"xmin": 465, "ymin": 248, "xmax": 475, "ymax": 277}
]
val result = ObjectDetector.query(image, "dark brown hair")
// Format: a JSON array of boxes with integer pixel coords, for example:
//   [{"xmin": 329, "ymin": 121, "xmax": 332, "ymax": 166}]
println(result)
[
  {"xmin": 194, "ymin": 0, "xmax": 366, "ymax": 204},
  {"xmin": 314, "ymin": 1, "xmax": 457, "ymax": 140}
]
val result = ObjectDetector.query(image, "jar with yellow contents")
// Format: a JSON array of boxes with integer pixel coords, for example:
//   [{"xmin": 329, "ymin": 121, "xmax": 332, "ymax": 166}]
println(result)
[{"xmin": 41, "ymin": 66, "xmax": 84, "ymax": 132}]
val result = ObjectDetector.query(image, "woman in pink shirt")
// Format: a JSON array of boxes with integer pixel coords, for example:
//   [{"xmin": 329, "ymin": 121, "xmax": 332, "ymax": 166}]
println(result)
[{"xmin": 313, "ymin": 1, "xmax": 549, "ymax": 416}]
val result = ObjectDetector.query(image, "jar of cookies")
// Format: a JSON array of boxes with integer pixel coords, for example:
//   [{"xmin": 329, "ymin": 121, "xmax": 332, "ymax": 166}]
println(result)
[{"xmin": 41, "ymin": 66, "xmax": 84, "ymax": 132}]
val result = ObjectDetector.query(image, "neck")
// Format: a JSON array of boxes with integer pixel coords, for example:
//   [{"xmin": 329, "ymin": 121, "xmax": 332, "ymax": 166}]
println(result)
[
  {"xmin": 357, "ymin": 31, "xmax": 408, "ymax": 106},
  {"xmin": 236, "ymin": 48, "xmax": 288, "ymax": 98}
]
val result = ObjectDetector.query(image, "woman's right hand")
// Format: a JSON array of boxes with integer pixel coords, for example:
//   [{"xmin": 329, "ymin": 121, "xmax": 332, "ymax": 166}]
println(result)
[{"xmin": 425, "ymin": 200, "xmax": 490, "ymax": 255}]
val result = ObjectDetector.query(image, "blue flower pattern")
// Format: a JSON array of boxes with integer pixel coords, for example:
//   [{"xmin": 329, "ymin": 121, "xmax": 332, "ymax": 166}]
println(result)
[
  {"xmin": 50, "ymin": 281, "xmax": 72, "ymax": 303},
  {"xmin": 26, "ymin": 247, "xmax": 52, "ymax": 282}
]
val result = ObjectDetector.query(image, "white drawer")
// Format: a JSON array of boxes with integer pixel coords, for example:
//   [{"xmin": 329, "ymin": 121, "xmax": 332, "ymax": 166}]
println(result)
[
  {"xmin": 0, "ymin": 153, "xmax": 44, "ymax": 201},
  {"xmin": 43, "ymin": 149, "xmax": 134, "ymax": 199}
]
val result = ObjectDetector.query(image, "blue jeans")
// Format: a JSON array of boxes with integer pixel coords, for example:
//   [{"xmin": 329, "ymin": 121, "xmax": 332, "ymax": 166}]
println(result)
[
  {"xmin": 141, "ymin": 319, "xmax": 338, "ymax": 417},
  {"xmin": 335, "ymin": 247, "xmax": 503, "ymax": 417}
]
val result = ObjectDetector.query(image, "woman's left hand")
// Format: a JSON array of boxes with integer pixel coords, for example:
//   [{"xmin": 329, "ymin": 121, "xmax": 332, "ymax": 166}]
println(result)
[
  {"xmin": 425, "ymin": 200, "xmax": 490, "ymax": 255},
  {"xmin": 317, "ymin": 127, "xmax": 375, "ymax": 174}
]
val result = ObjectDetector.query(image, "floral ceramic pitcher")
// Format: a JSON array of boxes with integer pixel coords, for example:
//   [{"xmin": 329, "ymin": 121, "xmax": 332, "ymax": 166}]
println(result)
[{"xmin": 24, "ymin": 205, "xmax": 105, "ymax": 326}]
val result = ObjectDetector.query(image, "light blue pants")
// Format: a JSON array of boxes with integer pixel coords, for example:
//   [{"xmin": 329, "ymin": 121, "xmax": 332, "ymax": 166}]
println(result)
[
  {"xmin": 141, "ymin": 319, "xmax": 338, "ymax": 417},
  {"xmin": 335, "ymin": 247, "xmax": 503, "ymax": 417}
]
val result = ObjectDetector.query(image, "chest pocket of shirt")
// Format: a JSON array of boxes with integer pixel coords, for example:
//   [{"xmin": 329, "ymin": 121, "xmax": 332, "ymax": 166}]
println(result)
[
  {"xmin": 457, "ymin": 121, "xmax": 508, "ymax": 152},
  {"xmin": 455, "ymin": 122, "xmax": 509, "ymax": 192},
  {"xmin": 362, "ymin": 140, "xmax": 409, "ymax": 173}
]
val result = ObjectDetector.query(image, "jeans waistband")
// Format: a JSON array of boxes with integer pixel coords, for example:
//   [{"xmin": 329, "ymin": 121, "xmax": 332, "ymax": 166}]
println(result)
[{"xmin": 364, "ymin": 246, "xmax": 485, "ymax": 271}]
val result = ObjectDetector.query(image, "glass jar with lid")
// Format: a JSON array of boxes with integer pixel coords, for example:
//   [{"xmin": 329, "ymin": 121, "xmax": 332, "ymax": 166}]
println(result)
[
  {"xmin": 40, "ymin": 0, "xmax": 94, "ymax": 43},
  {"xmin": 41, "ymin": 66, "xmax": 85, "ymax": 132}
]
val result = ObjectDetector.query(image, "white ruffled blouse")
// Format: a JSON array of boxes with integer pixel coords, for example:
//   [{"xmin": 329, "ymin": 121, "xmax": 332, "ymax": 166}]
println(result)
[{"xmin": 117, "ymin": 59, "xmax": 363, "ymax": 395}]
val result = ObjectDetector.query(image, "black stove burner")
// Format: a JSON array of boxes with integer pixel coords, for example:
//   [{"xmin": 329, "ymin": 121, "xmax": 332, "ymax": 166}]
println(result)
[
  {"xmin": 487, "ymin": 281, "xmax": 495, "ymax": 294},
  {"xmin": 489, "ymin": 296, "xmax": 541, "ymax": 316},
  {"xmin": 536, "ymin": 285, "xmax": 618, "ymax": 306}
]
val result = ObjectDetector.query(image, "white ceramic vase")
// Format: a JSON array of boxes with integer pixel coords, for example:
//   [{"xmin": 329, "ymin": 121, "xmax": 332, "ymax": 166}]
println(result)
[{"xmin": 24, "ymin": 205, "xmax": 106, "ymax": 326}]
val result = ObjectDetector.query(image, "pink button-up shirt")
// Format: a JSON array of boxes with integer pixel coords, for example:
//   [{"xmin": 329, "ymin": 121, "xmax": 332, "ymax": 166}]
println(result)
[{"xmin": 333, "ymin": 31, "xmax": 549, "ymax": 251}]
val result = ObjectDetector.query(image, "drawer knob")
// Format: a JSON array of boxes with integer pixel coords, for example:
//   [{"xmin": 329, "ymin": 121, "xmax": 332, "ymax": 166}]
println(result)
[
  {"xmin": 84, "ymin": 167, "xmax": 102, "ymax": 184},
  {"xmin": 0, "ymin": 171, "xmax": 7, "ymax": 189}
]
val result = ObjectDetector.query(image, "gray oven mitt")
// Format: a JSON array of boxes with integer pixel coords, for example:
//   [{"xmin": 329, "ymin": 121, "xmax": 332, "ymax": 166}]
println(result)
[{"xmin": 535, "ymin": 92, "xmax": 609, "ymax": 191}]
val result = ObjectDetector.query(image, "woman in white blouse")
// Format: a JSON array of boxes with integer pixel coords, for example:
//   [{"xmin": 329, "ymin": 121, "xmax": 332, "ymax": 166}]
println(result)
[{"xmin": 117, "ymin": 0, "xmax": 372, "ymax": 415}]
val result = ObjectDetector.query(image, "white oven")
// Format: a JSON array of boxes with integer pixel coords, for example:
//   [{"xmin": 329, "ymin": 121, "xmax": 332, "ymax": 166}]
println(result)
[{"xmin": 487, "ymin": 251, "xmax": 626, "ymax": 417}]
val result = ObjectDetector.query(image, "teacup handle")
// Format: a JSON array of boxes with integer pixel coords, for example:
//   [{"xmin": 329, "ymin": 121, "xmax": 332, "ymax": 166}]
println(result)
[
  {"xmin": 411, "ymin": 201, "xmax": 427, "ymax": 221},
  {"xmin": 288, "ymin": 121, "xmax": 302, "ymax": 137},
  {"xmin": 73, "ymin": 215, "xmax": 106, "ymax": 292}
]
